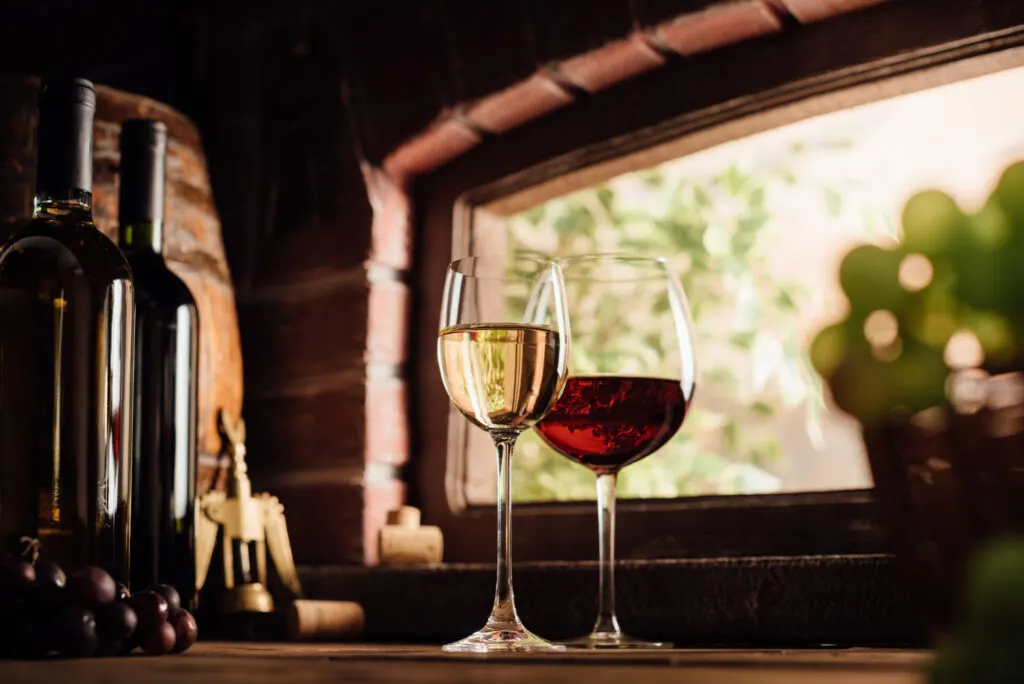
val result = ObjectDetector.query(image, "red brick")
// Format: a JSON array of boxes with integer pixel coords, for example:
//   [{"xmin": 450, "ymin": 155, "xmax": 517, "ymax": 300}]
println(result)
[
  {"xmin": 762, "ymin": 0, "xmax": 791, "ymax": 13},
  {"xmin": 655, "ymin": 1, "xmax": 782, "ymax": 56},
  {"xmin": 383, "ymin": 115, "xmax": 481, "ymax": 180},
  {"xmin": 365, "ymin": 376, "xmax": 409, "ymax": 469},
  {"xmin": 366, "ymin": 280, "xmax": 409, "ymax": 366},
  {"xmin": 465, "ymin": 72, "xmax": 574, "ymax": 134},
  {"xmin": 364, "ymin": 167, "xmax": 413, "ymax": 271},
  {"xmin": 557, "ymin": 32, "xmax": 667, "ymax": 94},
  {"xmin": 777, "ymin": 0, "xmax": 888, "ymax": 23}
]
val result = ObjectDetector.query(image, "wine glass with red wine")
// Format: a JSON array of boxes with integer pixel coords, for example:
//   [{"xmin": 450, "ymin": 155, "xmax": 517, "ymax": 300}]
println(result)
[{"xmin": 534, "ymin": 254, "xmax": 696, "ymax": 649}]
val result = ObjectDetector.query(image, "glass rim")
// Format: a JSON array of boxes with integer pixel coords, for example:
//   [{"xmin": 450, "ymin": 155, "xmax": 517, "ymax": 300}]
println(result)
[
  {"xmin": 556, "ymin": 253, "xmax": 673, "ymax": 283},
  {"xmin": 557, "ymin": 253, "xmax": 668, "ymax": 266},
  {"xmin": 447, "ymin": 254, "xmax": 560, "ymax": 280}
]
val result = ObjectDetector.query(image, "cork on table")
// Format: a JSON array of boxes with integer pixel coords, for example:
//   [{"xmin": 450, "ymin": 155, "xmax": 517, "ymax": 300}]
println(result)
[{"xmin": 0, "ymin": 643, "xmax": 931, "ymax": 683}]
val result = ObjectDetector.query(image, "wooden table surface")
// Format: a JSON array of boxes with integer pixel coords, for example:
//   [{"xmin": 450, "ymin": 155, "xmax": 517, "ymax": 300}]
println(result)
[{"xmin": 0, "ymin": 643, "xmax": 932, "ymax": 683}]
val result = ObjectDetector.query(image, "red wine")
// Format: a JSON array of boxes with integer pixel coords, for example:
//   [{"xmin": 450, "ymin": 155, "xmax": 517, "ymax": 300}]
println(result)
[
  {"xmin": 0, "ymin": 79, "xmax": 135, "ymax": 580},
  {"xmin": 119, "ymin": 120, "xmax": 199, "ymax": 609},
  {"xmin": 535, "ymin": 376, "xmax": 688, "ymax": 473}
]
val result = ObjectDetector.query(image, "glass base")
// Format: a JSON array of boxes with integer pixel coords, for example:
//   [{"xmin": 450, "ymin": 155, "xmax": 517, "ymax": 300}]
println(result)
[
  {"xmin": 443, "ymin": 623, "xmax": 567, "ymax": 653},
  {"xmin": 562, "ymin": 631, "xmax": 673, "ymax": 649}
]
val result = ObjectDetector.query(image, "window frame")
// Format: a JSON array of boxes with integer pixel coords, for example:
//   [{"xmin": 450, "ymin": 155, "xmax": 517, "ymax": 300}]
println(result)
[{"xmin": 410, "ymin": 1, "xmax": 1024, "ymax": 563}]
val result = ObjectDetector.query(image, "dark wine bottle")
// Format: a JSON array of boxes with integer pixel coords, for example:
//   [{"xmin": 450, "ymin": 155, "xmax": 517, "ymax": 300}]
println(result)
[
  {"xmin": 119, "ymin": 120, "xmax": 200, "ymax": 610},
  {"xmin": 0, "ymin": 78, "xmax": 135, "ymax": 581}
]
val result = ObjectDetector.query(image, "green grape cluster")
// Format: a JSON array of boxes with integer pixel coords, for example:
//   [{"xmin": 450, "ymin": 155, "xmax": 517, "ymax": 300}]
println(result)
[{"xmin": 811, "ymin": 161, "xmax": 1024, "ymax": 424}]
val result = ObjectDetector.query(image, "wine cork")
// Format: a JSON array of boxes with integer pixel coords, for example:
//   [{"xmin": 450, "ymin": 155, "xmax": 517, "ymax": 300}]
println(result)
[
  {"xmin": 386, "ymin": 506, "xmax": 421, "ymax": 528},
  {"xmin": 378, "ymin": 525, "xmax": 444, "ymax": 565},
  {"xmin": 286, "ymin": 600, "xmax": 365, "ymax": 641}
]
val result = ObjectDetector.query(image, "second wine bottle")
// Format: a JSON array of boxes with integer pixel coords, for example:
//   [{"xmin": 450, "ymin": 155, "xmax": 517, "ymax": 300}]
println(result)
[{"xmin": 119, "ymin": 120, "xmax": 200, "ymax": 610}]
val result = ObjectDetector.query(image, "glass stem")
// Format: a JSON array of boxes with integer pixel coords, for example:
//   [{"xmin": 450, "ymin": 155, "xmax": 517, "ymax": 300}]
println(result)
[
  {"xmin": 487, "ymin": 432, "xmax": 520, "ymax": 628},
  {"xmin": 593, "ymin": 472, "xmax": 622, "ymax": 636}
]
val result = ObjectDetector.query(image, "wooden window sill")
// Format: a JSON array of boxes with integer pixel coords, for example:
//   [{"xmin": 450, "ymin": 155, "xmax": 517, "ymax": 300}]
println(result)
[
  {"xmin": 298, "ymin": 554, "xmax": 923, "ymax": 645},
  {"xmin": 0, "ymin": 642, "xmax": 931, "ymax": 683}
]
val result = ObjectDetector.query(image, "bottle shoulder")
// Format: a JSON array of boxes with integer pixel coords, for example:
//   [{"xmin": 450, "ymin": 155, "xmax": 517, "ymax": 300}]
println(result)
[
  {"xmin": 125, "ymin": 251, "xmax": 198, "ymax": 310},
  {"xmin": 0, "ymin": 216, "xmax": 133, "ymax": 282}
]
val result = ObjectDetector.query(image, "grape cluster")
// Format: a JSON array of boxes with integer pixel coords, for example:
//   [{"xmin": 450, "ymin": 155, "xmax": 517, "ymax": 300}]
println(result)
[
  {"xmin": 0, "ymin": 558, "xmax": 197, "ymax": 659},
  {"xmin": 812, "ymin": 160, "xmax": 1024, "ymax": 424}
]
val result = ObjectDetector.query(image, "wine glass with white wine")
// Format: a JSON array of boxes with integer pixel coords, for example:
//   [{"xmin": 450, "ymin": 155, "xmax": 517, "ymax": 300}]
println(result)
[{"xmin": 437, "ymin": 255, "xmax": 570, "ymax": 653}]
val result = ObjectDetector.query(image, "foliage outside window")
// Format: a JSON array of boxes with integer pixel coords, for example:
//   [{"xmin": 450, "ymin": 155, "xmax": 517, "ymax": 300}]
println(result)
[{"xmin": 506, "ymin": 136, "xmax": 876, "ymax": 501}]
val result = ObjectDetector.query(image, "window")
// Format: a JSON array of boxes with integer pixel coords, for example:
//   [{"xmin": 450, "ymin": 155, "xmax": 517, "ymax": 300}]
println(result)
[
  {"xmin": 453, "ymin": 64, "xmax": 1024, "ymax": 504},
  {"xmin": 413, "ymin": 12, "xmax": 1024, "ymax": 562}
]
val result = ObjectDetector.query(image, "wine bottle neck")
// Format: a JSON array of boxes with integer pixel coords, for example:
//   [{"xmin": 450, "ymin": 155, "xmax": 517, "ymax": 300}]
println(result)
[
  {"xmin": 120, "ymin": 220, "xmax": 164, "ymax": 254},
  {"xmin": 34, "ymin": 79, "xmax": 95, "ymax": 214},
  {"xmin": 118, "ymin": 119, "xmax": 168, "ymax": 257}
]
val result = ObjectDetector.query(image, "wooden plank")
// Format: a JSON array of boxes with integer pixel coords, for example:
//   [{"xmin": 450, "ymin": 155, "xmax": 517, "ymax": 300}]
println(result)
[
  {"xmin": 298, "ymin": 556, "xmax": 922, "ymax": 644},
  {"xmin": 0, "ymin": 643, "xmax": 930, "ymax": 684}
]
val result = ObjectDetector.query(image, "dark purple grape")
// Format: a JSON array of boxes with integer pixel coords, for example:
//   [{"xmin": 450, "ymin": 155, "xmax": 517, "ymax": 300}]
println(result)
[
  {"xmin": 0, "ymin": 560, "xmax": 36, "ymax": 595},
  {"xmin": 32, "ymin": 561, "xmax": 68, "ymax": 607},
  {"xmin": 114, "ymin": 583, "xmax": 131, "ymax": 602},
  {"xmin": 35, "ymin": 561, "xmax": 66, "ymax": 590},
  {"xmin": 152, "ymin": 584, "xmax": 181, "ymax": 610},
  {"xmin": 97, "ymin": 601, "xmax": 137, "ymax": 642},
  {"xmin": 167, "ymin": 607, "xmax": 198, "ymax": 653},
  {"xmin": 142, "ymin": 622, "xmax": 175, "ymax": 655},
  {"xmin": 55, "ymin": 605, "xmax": 98, "ymax": 658},
  {"xmin": 68, "ymin": 567, "xmax": 116, "ymax": 609},
  {"xmin": 129, "ymin": 591, "xmax": 168, "ymax": 636}
]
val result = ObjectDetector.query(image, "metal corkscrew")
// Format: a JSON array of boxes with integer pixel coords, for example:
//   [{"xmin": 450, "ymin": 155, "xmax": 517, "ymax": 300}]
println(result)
[{"xmin": 195, "ymin": 409, "xmax": 302, "ymax": 616}]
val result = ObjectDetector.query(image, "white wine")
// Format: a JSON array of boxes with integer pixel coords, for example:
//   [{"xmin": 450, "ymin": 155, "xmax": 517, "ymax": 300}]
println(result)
[
  {"xmin": 0, "ymin": 79, "xmax": 135, "ymax": 579},
  {"xmin": 438, "ymin": 323, "xmax": 566, "ymax": 432}
]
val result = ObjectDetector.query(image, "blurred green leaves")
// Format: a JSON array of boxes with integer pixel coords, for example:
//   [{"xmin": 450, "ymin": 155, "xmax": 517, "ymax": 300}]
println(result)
[
  {"xmin": 813, "ymin": 160, "xmax": 1024, "ymax": 425},
  {"xmin": 502, "ymin": 140, "xmax": 859, "ymax": 501}
]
